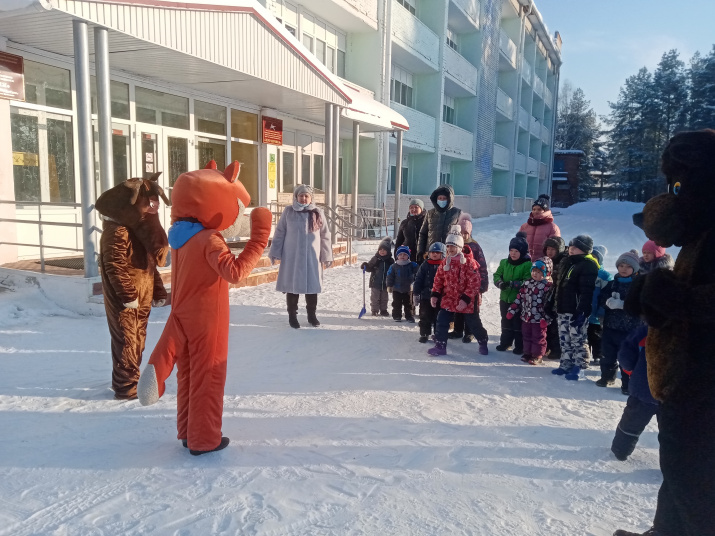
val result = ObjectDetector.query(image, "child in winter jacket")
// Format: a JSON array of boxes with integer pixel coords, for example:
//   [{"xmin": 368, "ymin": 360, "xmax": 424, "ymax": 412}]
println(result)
[
  {"xmin": 611, "ymin": 324, "xmax": 660, "ymax": 461},
  {"xmin": 428, "ymin": 227, "xmax": 487, "ymax": 356},
  {"xmin": 449, "ymin": 213, "xmax": 489, "ymax": 343},
  {"xmin": 361, "ymin": 237, "xmax": 394, "ymax": 316},
  {"xmin": 493, "ymin": 232, "xmax": 532, "ymax": 354},
  {"xmin": 387, "ymin": 245, "xmax": 419, "ymax": 322},
  {"xmin": 595, "ymin": 250, "xmax": 645, "ymax": 393},
  {"xmin": 506, "ymin": 258, "xmax": 553, "ymax": 365},
  {"xmin": 413, "ymin": 242, "xmax": 445, "ymax": 343},
  {"xmin": 551, "ymin": 235, "xmax": 599, "ymax": 380},
  {"xmin": 543, "ymin": 235, "xmax": 568, "ymax": 360},
  {"xmin": 588, "ymin": 245, "xmax": 613, "ymax": 367},
  {"xmin": 639, "ymin": 240, "xmax": 675, "ymax": 274}
]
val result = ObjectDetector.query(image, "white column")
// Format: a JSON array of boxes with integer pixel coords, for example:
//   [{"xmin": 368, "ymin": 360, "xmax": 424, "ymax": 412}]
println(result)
[
  {"xmin": 393, "ymin": 130, "xmax": 403, "ymax": 238},
  {"xmin": 331, "ymin": 105, "xmax": 340, "ymax": 244},
  {"xmin": 94, "ymin": 27, "xmax": 113, "ymax": 193},
  {"xmin": 324, "ymin": 103, "xmax": 333, "ymax": 209},
  {"xmin": 352, "ymin": 121, "xmax": 360, "ymax": 238}
]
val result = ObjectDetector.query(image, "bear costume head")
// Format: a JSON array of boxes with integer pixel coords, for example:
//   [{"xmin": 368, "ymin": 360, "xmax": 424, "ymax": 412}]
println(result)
[
  {"xmin": 95, "ymin": 172, "xmax": 170, "ymax": 266},
  {"xmin": 633, "ymin": 129, "xmax": 715, "ymax": 247},
  {"xmin": 171, "ymin": 161, "xmax": 251, "ymax": 237}
]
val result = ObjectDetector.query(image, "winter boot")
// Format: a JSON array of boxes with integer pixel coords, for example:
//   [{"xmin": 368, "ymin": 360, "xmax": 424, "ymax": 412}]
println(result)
[
  {"xmin": 596, "ymin": 376, "xmax": 616, "ymax": 387},
  {"xmin": 528, "ymin": 356, "xmax": 543, "ymax": 365},
  {"xmin": 287, "ymin": 293, "xmax": 300, "ymax": 329},
  {"xmin": 512, "ymin": 346, "xmax": 523, "ymax": 355},
  {"xmin": 520, "ymin": 353, "xmax": 532, "ymax": 362},
  {"xmin": 448, "ymin": 331, "xmax": 463, "ymax": 339},
  {"xmin": 189, "ymin": 436, "xmax": 230, "ymax": 456},
  {"xmin": 418, "ymin": 335, "xmax": 429, "ymax": 343},
  {"xmin": 565, "ymin": 366, "xmax": 582, "ymax": 380},
  {"xmin": 406, "ymin": 316, "xmax": 416, "ymax": 323},
  {"xmin": 380, "ymin": 310, "xmax": 390, "ymax": 317},
  {"xmin": 427, "ymin": 340, "xmax": 447, "ymax": 357},
  {"xmin": 552, "ymin": 366, "xmax": 570, "ymax": 375},
  {"xmin": 477, "ymin": 339, "xmax": 489, "ymax": 355},
  {"xmin": 462, "ymin": 334, "xmax": 475, "ymax": 343},
  {"xmin": 613, "ymin": 529, "xmax": 660, "ymax": 536},
  {"xmin": 495, "ymin": 344, "xmax": 511, "ymax": 352},
  {"xmin": 306, "ymin": 294, "xmax": 320, "ymax": 327}
]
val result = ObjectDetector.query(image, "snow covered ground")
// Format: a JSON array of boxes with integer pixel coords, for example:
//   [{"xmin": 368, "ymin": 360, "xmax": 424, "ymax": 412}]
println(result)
[{"xmin": 0, "ymin": 200, "xmax": 666, "ymax": 536}]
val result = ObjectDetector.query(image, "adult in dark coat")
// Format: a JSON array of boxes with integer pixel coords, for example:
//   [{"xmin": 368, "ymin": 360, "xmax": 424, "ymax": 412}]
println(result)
[
  {"xmin": 395, "ymin": 199, "xmax": 425, "ymax": 263},
  {"xmin": 416, "ymin": 185, "xmax": 461, "ymax": 261}
]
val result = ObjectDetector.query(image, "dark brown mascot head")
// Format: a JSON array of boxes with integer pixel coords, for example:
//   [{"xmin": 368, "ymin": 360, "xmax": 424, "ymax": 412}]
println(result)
[
  {"xmin": 95, "ymin": 172, "xmax": 170, "ymax": 266},
  {"xmin": 633, "ymin": 129, "xmax": 715, "ymax": 247}
]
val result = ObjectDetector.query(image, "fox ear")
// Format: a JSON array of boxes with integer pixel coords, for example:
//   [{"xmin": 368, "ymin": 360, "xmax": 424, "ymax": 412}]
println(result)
[
  {"xmin": 204, "ymin": 160, "xmax": 218, "ymax": 170},
  {"xmin": 223, "ymin": 161, "xmax": 241, "ymax": 183}
]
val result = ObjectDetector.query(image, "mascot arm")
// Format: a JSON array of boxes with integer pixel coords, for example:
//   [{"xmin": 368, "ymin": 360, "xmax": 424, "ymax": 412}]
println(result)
[
  {"xmin": 319, "ymin": 212, "xmax": 333, "ymax": 262},
  {"xmin": 152, "ymin": 268, "xmax": 167, "ymax": 301},
  {"xmin": 102, "ymin": 225, "xmax": 138, "ymax": 304},
  {"xmin": 206, "ymin": 207, "xmax": 272, "ymax": 284}
]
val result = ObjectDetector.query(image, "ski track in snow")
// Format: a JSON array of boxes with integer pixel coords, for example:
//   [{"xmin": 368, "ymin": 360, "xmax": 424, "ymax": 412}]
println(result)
[{"xmin": 0, "ymin": 201, "xmax": 664, "ymax": 535}]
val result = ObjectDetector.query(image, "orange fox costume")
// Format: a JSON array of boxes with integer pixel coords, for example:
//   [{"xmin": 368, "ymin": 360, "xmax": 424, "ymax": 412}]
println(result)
[{"xmin": 138, "ymin": 161, "xmax": 271, "ymax": 453}]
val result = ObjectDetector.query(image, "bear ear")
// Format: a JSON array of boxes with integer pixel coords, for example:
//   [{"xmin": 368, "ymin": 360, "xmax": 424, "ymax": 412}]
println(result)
[
  {"xmin": 123, "ymin": 178, "xmax": 143, "ymax": 205},
  {"xmin": 204, "ymin": 160, "xmax": 218, "ymax": 170},
  {"xmin": 147, "ymin": 171, "xmax": 162, "ymax": 182},
  {"xmin": 223, "ymin": 161, "xmax": 242, "ymax": 183}
]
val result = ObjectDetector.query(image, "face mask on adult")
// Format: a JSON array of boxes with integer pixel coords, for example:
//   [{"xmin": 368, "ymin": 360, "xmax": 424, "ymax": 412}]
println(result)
[
  {"xmin": 437, "ymin": 200, "xmax": 448, "ymax": 208},
  {"xmin": 297, "ymin": 202, "xmax": 310, "ymax": 208}
]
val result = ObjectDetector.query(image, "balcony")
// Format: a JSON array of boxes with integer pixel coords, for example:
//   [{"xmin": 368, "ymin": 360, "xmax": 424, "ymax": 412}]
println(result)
[
  {"xmin": 530, "ymin": 116, "xmax": 541, "ymax": 137},
  {"xmin": 440, "ymin": 122, "xmax": 473, "ymax": 161},
  {"xmin": 515, "ymin": 152, "xmax": 526, "ymax": 174},
  {"xmin": 391, "ymin": 0, "xmax": 440, "ymax": 73},
  {"xmin": 299, "ymin": 0, "xmax": 378, "ymax": 31},
  {"xmin": 444, "ymin": 46, "xmax": 478, "ymax": 95},
  {"xmin": 521, "ymin": 60, "xmax": 532, "ymax": 85},
  {"xmin": 518, "ymin": 107, "xmax": 529, "ymax": 130},
  {"xmin": 390, "ymin": 101, "xmax": 436, "ymax": 152},
  {"xmin": 496, "ymin": 88, "xmax": 514, "ymax": 120},
  {"xmin": 533, "ymin": 75, "xmax": 544, "ymax": 99},
  {"xmin": 540, "ymin": 124, "xmax": 550, "ymax": 144},
  {"xmin": 543, "ymin": 86, "xmax": 553, "ymax": 107},
  {"xmin": 527, "ymin": 156, "xmax": 538, "ymax": 176},
  {"xmin": 493, "ymin": 143, "xmax": 510, "ymax": 170},
  {"xmin": 499, "ymin": 29, "xmax": 517, "ymax": 69},
  {"xmin": 539, "ymin": 162, "xmax": 548, "ymax": 180},
  {"xmin": 452, "ymin": 0, "xmax": 481, "ymax": 28}
]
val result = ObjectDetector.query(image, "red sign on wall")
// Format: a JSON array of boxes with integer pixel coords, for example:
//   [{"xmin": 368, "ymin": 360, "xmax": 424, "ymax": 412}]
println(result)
[
  {"xmin": 0, "ymin": 51, "xmax": 25, "ymax": 102},
  {"xmin": 262, "ymin": 116, "xmax": 283, "ymax": 146}
]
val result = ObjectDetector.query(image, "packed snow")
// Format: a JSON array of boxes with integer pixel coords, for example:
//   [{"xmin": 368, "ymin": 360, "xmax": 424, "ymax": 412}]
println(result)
[{"xmin": 0, "ymin": 200, "xmax": 667, "ymax": 536}]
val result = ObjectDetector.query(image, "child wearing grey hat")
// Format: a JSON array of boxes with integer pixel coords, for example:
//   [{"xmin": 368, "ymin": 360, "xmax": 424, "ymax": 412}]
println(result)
[{"xmin": 594, "ymin": 250, "xmax": 645, "ymax": 393}]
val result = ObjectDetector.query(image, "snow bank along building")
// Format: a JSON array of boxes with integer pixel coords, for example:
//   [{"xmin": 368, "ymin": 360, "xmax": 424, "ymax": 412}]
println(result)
[{"xmin": 0, "ymin": 0, "xmax": 561, "ymax": 279}]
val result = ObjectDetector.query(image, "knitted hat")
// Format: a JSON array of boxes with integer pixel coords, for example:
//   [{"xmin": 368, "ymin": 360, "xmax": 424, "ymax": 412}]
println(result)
[
  {"xmin": 543, "ymin": 235, "xmax": 566, "ymax": 254},
  {"xmin": 642, "ymin": 240, "xmax": 666, "ymax": 258},
  {"xmin": 532, "ymin": 259, "xmax": 550, "ymax": 278},
  {"xmin": 509, "ymin": 231, "xmax": 529, "ymax": 257},
  {"xmin": 616, "ymin": 250, "xmax": 640, "ymax": 274},
  {"xmin": 409, "ymin": 198, "xmax": 424, "ymax": 210},
  {"xmin": 445, "ymin": 225, "xmax": 464, "ymax": 249},
  {"xmin": 459, "ymin": 212, "xmax": 473, "ymax": 235},
  {"xmin": 592, "ymin": 245, "xmax": 607, "ymax": 266},
  {"xmin": 569, "ymin": 234, "xmax": 594, "ymax": 254},
  {"xmin": 428, "ymin": 242, "xmax": 446, "ymax": 257},
  {"xmin": 294, "ymin": 184, "xmax": 313, "ymax": 198},
  {"xmin": 532, "ymin": 194, "xmax": 550, "ymax": 211},
  {"xmin": 395, "ymin": 245, "xmax": 411, "ymax": 259},
  {"xmin": 378, "ymin": 236, "xmax": 393, "ymax": 254}
]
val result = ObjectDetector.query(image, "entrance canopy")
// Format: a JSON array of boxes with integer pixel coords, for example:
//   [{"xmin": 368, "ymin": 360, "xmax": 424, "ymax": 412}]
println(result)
[{"xmin": 0, "ymin": 0, "xmax": 408, "ymax": 133}]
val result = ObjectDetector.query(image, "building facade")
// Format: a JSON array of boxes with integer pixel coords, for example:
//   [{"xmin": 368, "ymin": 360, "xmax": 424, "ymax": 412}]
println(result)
[
  {"xmin": 551, "ymin": 149, "xmax": 584, "ymax": 208},
  {"xmin": 0, "ymin": 0, "xmax": 561, "ymax": 268}
]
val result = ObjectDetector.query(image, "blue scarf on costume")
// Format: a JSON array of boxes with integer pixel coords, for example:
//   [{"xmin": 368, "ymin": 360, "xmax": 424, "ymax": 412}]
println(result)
[{"xmin": 168, "ymin": 221, "xmax": 204, "ymax": 249}]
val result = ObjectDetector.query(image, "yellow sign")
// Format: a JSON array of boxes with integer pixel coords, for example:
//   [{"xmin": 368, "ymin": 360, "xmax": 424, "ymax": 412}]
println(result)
[
  {"xmin": 13, "ymin": 151, "xmax": 39, "ymax": 166},
  {"xmin": 268, "ymin": 162, "xmax": 276, "ymax": 189}
]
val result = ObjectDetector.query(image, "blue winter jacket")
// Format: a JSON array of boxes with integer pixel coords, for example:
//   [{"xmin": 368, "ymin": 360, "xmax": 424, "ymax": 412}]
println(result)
[
  {"xmin": 619, "ymin": 325, "xmax": 658, "ymax": 406},
  {"xmin": 413, "ymin": 260, "xmax": 440, "ymax": 301},
  {"xmin": 386, "ymin": 260, "xmax": 419, "ymax": 293},
  {"xmin": 589, "ymin": 267, "xmax": 614, "ymax": 325},
  {"xmin": 597, "ymin": 275, "xmax": 644, "ymax": 333}
]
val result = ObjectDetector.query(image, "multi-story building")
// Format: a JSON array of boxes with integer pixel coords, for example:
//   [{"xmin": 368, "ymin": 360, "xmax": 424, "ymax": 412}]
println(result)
[{"xmin": 0, "ymin": 0, "xmax": 560, "ymax": 272}]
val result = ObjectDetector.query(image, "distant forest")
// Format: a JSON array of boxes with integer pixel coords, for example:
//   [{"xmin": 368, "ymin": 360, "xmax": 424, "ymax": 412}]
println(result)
[{"xmin": 555, "ymin": 46, "xmax": 715, "ymax": 202}]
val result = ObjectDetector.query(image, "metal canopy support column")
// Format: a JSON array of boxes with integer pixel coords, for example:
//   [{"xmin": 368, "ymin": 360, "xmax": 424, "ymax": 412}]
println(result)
[
  {"xmin": 94, "ymin": 27, "xmax": 113, "ymax": 194},
  {"xmin": 324, "ymin": 103, "xmax": 333, "ymax": 225},
  {"xmin": 352, "ymin": 121, "xmax": 360, "ymax": 238},
  {"xmin": 331, "ymin": 106, "xmax": 340, "ymax": 244},
  {"xmin": 73, "ymin": 19, "xmax": 98, "ymax": 278},
  {"xmin": 393, "ymin": 130, "xmax": 403, "ymax": 239}
]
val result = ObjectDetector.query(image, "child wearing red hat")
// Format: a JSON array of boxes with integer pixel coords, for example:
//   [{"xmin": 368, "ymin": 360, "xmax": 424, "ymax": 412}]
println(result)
[{"xmin": 639, "ymin": 240, "xmax": 674, "ymax": 274}]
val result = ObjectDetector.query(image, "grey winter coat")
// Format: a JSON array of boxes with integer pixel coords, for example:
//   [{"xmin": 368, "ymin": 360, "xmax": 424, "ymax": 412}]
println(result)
[
  {"xmin": 417, "ymin": 185, "xmax": 462, "ymax": 260},
  {"xmin": 269, "ymin": 200, "xmax": 333, "ymax": 294}
]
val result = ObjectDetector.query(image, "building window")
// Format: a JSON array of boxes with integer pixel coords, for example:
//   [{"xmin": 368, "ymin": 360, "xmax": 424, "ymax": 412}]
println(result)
[
  {"xmin": 326, "ymin": 46, "xmax": 335, "ymax": 74},
  {"xmin": 388, "ymin": 166, "xmax": 408, "ymax": 194},
  {"xmin": 90, "ymin": 78, "xmax": 130, "ymax": 119},
  {"xmin": 135, "ymin": 86, "xmax": 189, "ymax": 129},
  {"xmin": 390, "ymin": 65, "xmax": 414, "ymax": 108},
  {"xmin": 337, "ymin": 49, "xmax": 346, "ymax": 78},
  {"xmin": 446, "ymin": 28, "xmax": 459, "ymax": 52},
  {"xmin": 232, "ymin": 141, "xmax": 259, "ymax": 206},
  {"xmin": 554, "ymin": 159, "xmax": 565, "ymax": 172},
  {"xmin": 302, "ymin": 33, "xmax": 313, "ymax": 53},
  {"xmin": 397, "ymin": 0, "xmax": 416, "ymax": 15},
  {"xmin": 440, "ymin": 161, "xmax": 452, "ymax": 186},
  {"xmin": 442, "ymin": 95, "xmax": 455, "ymax": 125},
  {"xmin": 194, "ymin": 100, "xmax": 227, "ymax": 136},
  {"xmin": 231, "ymin": 109, "xmax": 258, "ymax": 141},
  {"xmin": 23, "ymin": 60, "xmax": 72, "ymax": 110},
  {"xmin": 196, "ymin": 137, "xmax": 226, "ymax": 171},
  {"xmin": 298, "ymin": 9, "xmax": 346, "ymax": 75},
  {"xmin": 315, "ymin": 39, "xmax": 326, "ymax": 65},
  {"xmin": 313, "ymin": 154, "xmax": 324, "ymax": 191}
]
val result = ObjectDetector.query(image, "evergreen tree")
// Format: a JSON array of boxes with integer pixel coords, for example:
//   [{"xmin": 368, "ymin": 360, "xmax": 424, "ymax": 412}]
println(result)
[{"xmin": 689, "ymin": 46, "xmax": 715, "ymax": 130}]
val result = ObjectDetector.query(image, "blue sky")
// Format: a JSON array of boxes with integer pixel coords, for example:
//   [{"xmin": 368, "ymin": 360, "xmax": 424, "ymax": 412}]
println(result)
[{"xmin": 532, "ymin": 0, "xmax": 715, "ymax": 120}]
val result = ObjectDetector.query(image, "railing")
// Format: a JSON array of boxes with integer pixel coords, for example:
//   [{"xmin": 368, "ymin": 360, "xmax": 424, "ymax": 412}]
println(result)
[
  {"xmin": 496, "ymin": 88, "xmax": 514, "ymax": 119},
  {"xmin": 499, "ymin": 30, "xmax": 517, "ymax": 67},
  {"xmin": 318, "ymin": 203, "xmax": 378, "ymax": 265},
  {"xmin": 0, "ymin": 200, "xmax": 91, "ymax": 273}
]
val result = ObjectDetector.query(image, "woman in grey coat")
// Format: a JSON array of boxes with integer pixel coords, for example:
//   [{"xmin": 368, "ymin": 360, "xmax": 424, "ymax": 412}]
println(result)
[{"xmin": 269, "ymin": 184, "xmax": 333, "ymax": 328}]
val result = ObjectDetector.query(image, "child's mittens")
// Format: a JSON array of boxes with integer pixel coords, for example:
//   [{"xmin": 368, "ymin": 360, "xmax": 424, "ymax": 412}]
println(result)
[
  {"xmin": 430, "ymin": 297, "xmax": 438, "ymax": 308},
  {"xmin": 387, "ymin": 287, "xmax": 393, "ymax": 294},
  {"xmin": 360, "ymin": 262, "xmax": 368, "ymax": 270},
  {"xmin": 606, "ymin": 292, "xmax": 624, "ymax": 310},
  {"xmin": 496, "ymin": 280, "xmax": 508, "ymax": 290},
  {"xmin": 539, "ymin": 318, "xmax": 548, "ymax": 329},
  {"xmin": 506, "ymin": 311, "xmax": 514, "ymax": 320},
  {"xmin": 510, "ymin": 280, "xmax": 521, "ymax": 288}
]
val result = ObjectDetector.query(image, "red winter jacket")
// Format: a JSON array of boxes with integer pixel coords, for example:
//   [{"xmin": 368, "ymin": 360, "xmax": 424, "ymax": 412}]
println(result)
[
  {"xmin": 431, "ymin": 246, "xmax": 481, "ymax": 313},
  {"xmin": 519, "ymin": 210, "xmax": 560, "ymax": 260}
]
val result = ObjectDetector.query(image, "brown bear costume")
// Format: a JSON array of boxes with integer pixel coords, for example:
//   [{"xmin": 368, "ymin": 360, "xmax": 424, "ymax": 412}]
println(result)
[
  {"xmin": 95, "ymin": 174, "xmax": 170, "ymax": 400},
  {"xmin": 615, "ymin": 129, "xmax": 715, "ymax": 536}
]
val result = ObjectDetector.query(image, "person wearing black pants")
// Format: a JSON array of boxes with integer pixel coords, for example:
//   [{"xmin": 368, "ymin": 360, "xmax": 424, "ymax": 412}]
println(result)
[
  {"xmin": 499, "ymin": 300, "xmax": 523, "ymax": 352},
  {"xmin": 286, "ymin": 292, "xmax": 320, "ymax": 328}
]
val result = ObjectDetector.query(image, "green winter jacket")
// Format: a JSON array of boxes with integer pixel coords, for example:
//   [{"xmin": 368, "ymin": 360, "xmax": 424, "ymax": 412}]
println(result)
[{"xmin": 494, "ymin": 257, "xmax": 533, "ymax": 303}]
